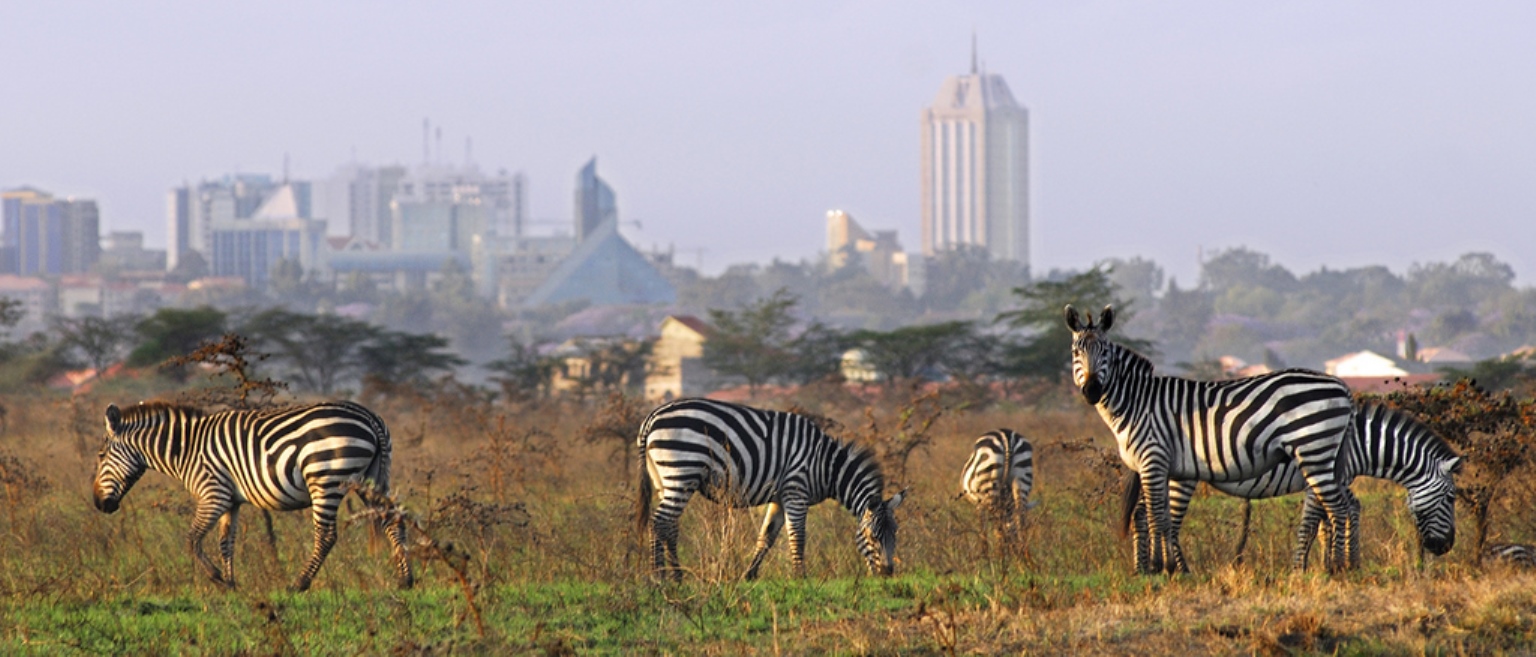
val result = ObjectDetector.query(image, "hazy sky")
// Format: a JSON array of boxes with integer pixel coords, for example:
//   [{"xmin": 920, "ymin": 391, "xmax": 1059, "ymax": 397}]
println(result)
[{"xmin": 4, "ymin": 2, "xmax": 1534, "ymax": 285}]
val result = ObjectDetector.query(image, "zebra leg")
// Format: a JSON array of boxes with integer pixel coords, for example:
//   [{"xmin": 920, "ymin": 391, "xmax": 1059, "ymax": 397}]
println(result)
[
  {"xmin": 1139, "ymin": 466, "xmax": 1185, "ymax": 574},
  {"xmin": 1168, "ymin": 480, "xmax": 1195, "ymax": 565},
  {"xmin": 187, "ymin": 497, "xmax": 234, "ymax": 588},
  {"xmin": 1294, "ymin": 490, "xmax": 1327, "ymax": 570},
  {"xmin": 783, "ymin": 496, "xmax": 810, "ymax": 578},
  {"xmin": 385, "ymin": 512, "xmax": 414, "ymax": 589},
  {"xmin": 1131, "ymin": 495, "xmax": 1153, "ymax": 574},
  {"xmin": 217, "ymin": 505, "xmax": 241, "ymax": 587},
  {"xmin": 651, "ymin": 486, "xmax": 695, "ymax": 581},
  {"xmin": 292, "ymin": 490, "xmax": 343, "ymax": 592},
  {"xmin": 744, "ymin": 502, "xmax": 785, "ymax": 581}
]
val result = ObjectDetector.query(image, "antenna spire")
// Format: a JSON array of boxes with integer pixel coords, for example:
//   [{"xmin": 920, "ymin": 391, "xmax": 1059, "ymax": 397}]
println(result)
[{"xmin": 971, "ymin": 31, "xmax": 978, "ymax": 75}]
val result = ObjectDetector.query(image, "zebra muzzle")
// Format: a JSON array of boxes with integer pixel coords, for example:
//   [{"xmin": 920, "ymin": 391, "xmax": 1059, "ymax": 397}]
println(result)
[{"xmin": 94, "ymin": 491, "xmax": 120, "ymax": 514}]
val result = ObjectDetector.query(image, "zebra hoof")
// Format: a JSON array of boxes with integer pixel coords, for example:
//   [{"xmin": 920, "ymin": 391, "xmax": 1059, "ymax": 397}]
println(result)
[{"xmin": 289, "ymin": 580, "xmax": 313, "ymax": 593}]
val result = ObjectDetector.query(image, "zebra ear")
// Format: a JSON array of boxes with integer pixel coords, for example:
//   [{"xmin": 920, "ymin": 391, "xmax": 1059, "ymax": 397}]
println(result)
[
  {"xmin": 105, "ymin": 405, "xmax": 122, "ymax": 434},
  {"xmin": 1065, "ymin": 305, "xmax": 1082, "ymax": 332},
  {"xmin": 1442, "ymin": 457, "xmax": 1463, "ymax": 476},
  {"xmin": 1100, "ymin": 305, "xmax": 1115, "ymax": 332}
]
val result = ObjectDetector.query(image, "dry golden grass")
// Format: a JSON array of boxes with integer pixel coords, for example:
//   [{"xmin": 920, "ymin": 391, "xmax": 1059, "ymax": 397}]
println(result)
[{"xmin": 2, "ymin": 377, "xmax": 1535, "ymax": 653}]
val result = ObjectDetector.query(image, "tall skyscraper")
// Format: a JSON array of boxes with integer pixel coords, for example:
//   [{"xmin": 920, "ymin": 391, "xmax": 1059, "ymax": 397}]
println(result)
[
  {"xmin": 573, "ymin": 157, "xmax": 616, "ymax": 242},
  {"xmin": 1, "ymin": 187, "xmax": 100, "ymax": 276},
  {"xmin": 166, "ymin": 174, "xmax": 291, "ymax": 271},
  {"xmin": 919, "ymin": 42, "xmax": 1029, "ymax": 270}
]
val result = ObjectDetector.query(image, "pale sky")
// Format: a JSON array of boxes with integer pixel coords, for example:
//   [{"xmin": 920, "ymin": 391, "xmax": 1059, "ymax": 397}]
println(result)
[{"xmin": 4, "ymin": 1, "xmax": 1533, "ymax": 285}]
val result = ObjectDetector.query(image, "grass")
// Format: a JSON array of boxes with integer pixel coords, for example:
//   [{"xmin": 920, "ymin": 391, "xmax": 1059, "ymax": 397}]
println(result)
[{"xmin": 3, "ymin": 381, "xmax": 1536, "ymax": 654}]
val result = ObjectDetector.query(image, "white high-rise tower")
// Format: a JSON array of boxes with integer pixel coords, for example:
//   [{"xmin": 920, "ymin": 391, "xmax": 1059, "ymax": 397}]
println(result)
[{"xmin": 919, "ymin": 39, "xmax": 1029, "ymax": 270}]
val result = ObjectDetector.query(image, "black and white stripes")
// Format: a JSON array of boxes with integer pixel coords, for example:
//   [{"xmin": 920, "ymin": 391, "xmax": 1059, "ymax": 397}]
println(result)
[
  {"xmin": 92, "ymin": 401, "xmax": 412, "ymax": 592},
  {"xmin": 635, "ymin": 398, "xmax": 904, "ymax": 580},
  {"xmin": 960, "ymin": 429, "xmax": 1035, "ymax": 516},
  {"xmin": 1067, "ymin": 305, "xmax": 1358, "ymax": 574},
  {"xmin": 1125, "ymin": 402, "xmax": 1461, "ymax": 570}
]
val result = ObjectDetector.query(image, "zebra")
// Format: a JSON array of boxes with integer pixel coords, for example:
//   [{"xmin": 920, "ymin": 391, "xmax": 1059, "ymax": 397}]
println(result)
[
  {"xmin": 1484, "ymin": 543, "xmax": 1536, "ymax": 568},
  {"xmin": 635, "ymin": 398, "xmax": 905, "ymax": 581},
  {"xmin": 1122, "ymin": 402, "xmax": 1461, "ymax": 571},
  {"xmin": 92, "ymin": 401, "xmax": 413, "ymax": 592},
  {"xmin": 960, "ymin": 429, "xmax": 1037, "ymax": 516},
  {"xmin": 1066, "ymin": 304, "xmax": 1358, "ymax": 574}
]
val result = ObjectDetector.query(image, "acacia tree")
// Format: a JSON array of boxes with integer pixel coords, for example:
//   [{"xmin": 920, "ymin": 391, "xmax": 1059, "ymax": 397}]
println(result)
[
  {"xmin": 53, "ymin": 314, "xmax": 140, "ymax": 375},
  {"xmin": 702, "ymin": 288, "xmax": 800, "ymax": 391},
  {"xmin": 995, "ymin": 267, "xmax": 1152, "ymax": 381},
  {"xmin": 850, "ymin": 321, "xmax": 988, "ymax": 385},
  {"xmin": 241, "ymin": 309, "xmax": 381, "ymax": 394},
  {"xmin": 486, "ymin": 336, "xmax": 559, "ymax": 402}
]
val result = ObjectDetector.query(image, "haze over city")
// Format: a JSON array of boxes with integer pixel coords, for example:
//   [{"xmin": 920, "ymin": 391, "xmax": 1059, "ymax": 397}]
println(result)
[{"xmin": 4, "ymin": 1, "xmax": 1535, "ymax": 284}]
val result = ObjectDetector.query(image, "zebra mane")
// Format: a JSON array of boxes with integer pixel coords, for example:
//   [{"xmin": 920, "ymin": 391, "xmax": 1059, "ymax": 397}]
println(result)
[
  {"xmin": 1366, "ymin": 402, "xmax": 1459, "ymax": 462},
  {"xmin": 118, "ymin": 401, "xmax": 207, "ymax": 427}
]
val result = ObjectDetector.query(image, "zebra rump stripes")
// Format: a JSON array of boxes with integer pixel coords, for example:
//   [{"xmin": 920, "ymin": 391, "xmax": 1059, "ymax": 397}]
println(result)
[
  {"xmin": 92, "ymin": 401, "xmax": 412, "ymax": 592},
  {"xmin": 1067, "ymin": 304, "xmax": 1358, "ymax": 574},
  {"xmin": 960, "ymin": 429, "xmax": 1036, "ymax": 516},
  {"xmin": 636, "ymin": 398, "xmax": 904, "ymax": 580}
]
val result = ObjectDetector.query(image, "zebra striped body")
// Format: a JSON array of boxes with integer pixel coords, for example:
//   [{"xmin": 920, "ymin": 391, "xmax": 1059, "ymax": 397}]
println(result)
[
  {"xmin": 92, "ymin": 401, "xmax": 412, "ymax": 592},
  {"xmin": 1067, "ymin": 305, "xmax": 1357, "ymax": 574},
  {"xmin": 1485, "ymin": 543, "xmax": 1536, "ymax": 568},
  {"xmin": 960, "ymin": 429, "xmax": 1035, "ymax": 515},
  {"xmin": 635, "ymin": 398, "xmax": 904, "ymax": 580},
  {"xmin": 1127, "ymin": 402, "xmax": 1461, "ymax": 570}
]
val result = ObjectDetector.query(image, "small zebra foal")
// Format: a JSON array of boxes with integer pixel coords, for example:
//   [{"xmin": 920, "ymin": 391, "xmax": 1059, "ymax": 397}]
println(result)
[
  {"xmin": 960, "ymin": 429, "xmax": 1037, "ymax": 516},
  {"xmin": 92, "ymin": 401, "xmax": 413, "ymax": 592}
]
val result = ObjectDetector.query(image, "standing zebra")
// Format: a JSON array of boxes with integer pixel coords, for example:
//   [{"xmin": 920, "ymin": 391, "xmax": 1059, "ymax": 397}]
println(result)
[
  {"xmin": 636, "ymin": 398, "xmax": 905, "ymax": 580},
  {"xmin": 960, "ymin": 429, "xmax": 1037, "ymax": 516},
  {"xmin": 1067, "ymin": 305, "xmax": 1358, "ymax": 574},
  {"xmin": 1123, "ymin": 402, "xmax": 1461, "ymax": 571},
  {"xmin": 92, "ymin": 401, "xmax": 412, "ymax": 592}
]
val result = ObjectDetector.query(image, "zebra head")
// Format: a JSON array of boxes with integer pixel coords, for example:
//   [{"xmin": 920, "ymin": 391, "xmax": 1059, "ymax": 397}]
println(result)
[
  {"xmin": 1409, "ymin": 456, "xmax": 1462, "ymax": 555},
  {"xmin": 858, "ymin": 490, "xmax": 905, "ymax": 576},
  {"xmin": 93, "ymin": 405, "xmax": 146, "ymax": 514},
  {"xmin": 1065, "ymin": 304, "xmax": 1115, "ymax": 405}
]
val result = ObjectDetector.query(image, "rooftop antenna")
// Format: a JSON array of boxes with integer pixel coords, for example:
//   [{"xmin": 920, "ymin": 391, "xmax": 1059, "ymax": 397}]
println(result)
[{"xmin": 971, "ymin": 31, "xmax": 978, "ymax": 75}]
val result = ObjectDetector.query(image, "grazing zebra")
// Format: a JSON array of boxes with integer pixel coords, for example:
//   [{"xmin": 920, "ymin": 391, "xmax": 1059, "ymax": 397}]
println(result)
[
  {"xmin": 1067, "ymin": 305, "xmax": 1357, "ymax": 574},
  {"xmin": 960, "ymin": 429, "xmax": 1037, "ymax": 516},
  {"xmin": 1123, "ymin": 402, "xmax": 1461, "ymax": 571},
  {"xmin": 1484, "ymin": 543, "xmax": 1536, "ymax": 568},
  {"xmin": 635, "ymin": 398, "xmax": 905, "ymax": 580},
  {"xmin": 92, "ymin": 401, "xmax": 413, "ymax": 592}
]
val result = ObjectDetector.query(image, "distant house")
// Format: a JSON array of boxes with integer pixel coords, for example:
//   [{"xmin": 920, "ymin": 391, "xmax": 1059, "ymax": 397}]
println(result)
[
  {"xmin": 645, "ymin": 315, "xmax": 723, "ymax": 400},
  {"xmin": 1325, "ymin": 350, "xmax": 1408, "ymax": 378},
  {"xmin": 1416, "ymin": 346, "xmax": 1473, "ymax": 366},
  {"xmin": 840, "ymin": 348, "xmax": 879, "ymax": 383},
  {"xmin": 1325, "ymin": 349, "xmax": 1441, "ymax": 393}
]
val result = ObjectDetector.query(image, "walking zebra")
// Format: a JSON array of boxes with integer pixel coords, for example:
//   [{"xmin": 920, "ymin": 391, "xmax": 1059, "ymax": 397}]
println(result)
[
  {"xmin": 92, "ymin": 401, "xmax": 413, "ymax": 592},
  {"xmin": 635, "ymin": 398, "xmax": 905, "ymax": 580},
  {"xmin": 960, "ymin": 429, "xmax": 1037, "ymax": 516},
  {"xmin": 1123, "ymin": 402, "xmax": 1461, "ymax": 571},
  {"xmin": 1067, "ymin": 305, "xmax": 1358, "ymax": 574}
]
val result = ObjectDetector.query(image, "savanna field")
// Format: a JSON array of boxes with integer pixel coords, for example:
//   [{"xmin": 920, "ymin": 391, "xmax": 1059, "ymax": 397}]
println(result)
[{"xmin": 5, "ymin": 375, "xmax": 1536, "ymax": 656}]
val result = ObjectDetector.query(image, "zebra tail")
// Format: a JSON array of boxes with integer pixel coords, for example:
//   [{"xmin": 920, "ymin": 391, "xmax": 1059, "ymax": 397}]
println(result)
[
  {"xmin": 1117, "ymin": 471, "xmax": 1141, "ymax": 540},
  {"xmin": 364, "ymin": 435, "xmax": 394, "ymax": 550},
  {"xmin": 635, "ymin": 455, "xmax": 653, "ymax": 535}
]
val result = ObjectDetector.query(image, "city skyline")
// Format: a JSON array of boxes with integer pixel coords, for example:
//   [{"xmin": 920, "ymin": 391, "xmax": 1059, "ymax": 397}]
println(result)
[{"xmin": 3, "ymin": 2, "xmax": 1535, "ymax": 285}]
